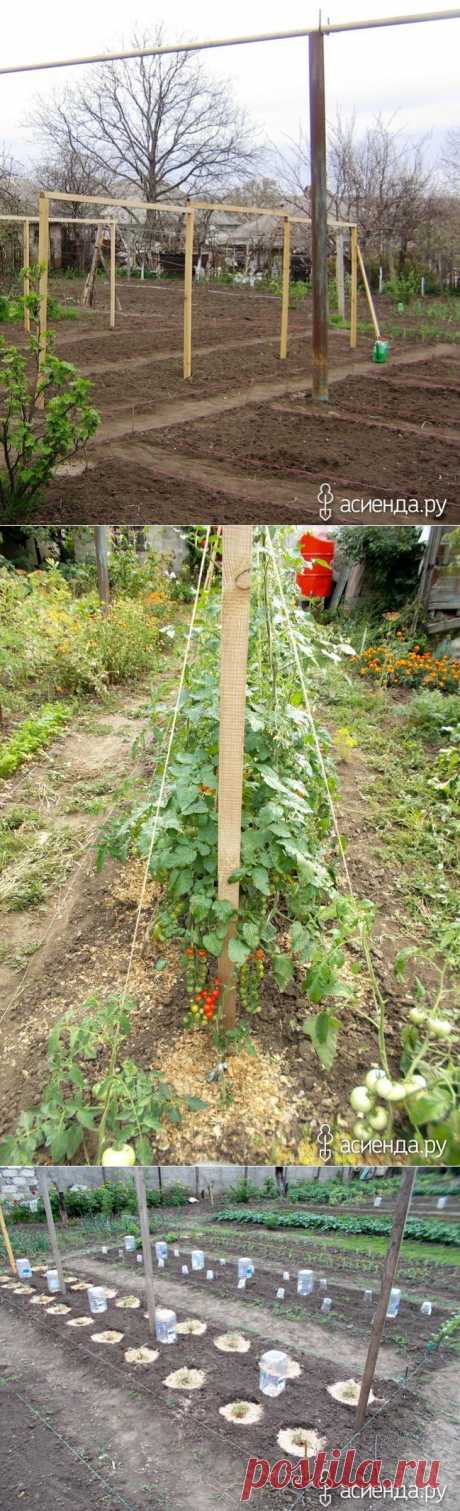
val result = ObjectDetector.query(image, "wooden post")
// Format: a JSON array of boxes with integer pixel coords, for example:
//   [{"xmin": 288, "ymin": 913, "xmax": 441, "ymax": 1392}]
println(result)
[
  {"xmin": 350, "ymin": 225, "xmax": 358, "ymax": 349},
  {"xmin": 357, "ymin": 242, "xmax": 381, "ymax": 341},
  {"xmin": 82, "ymin": 223, "xmax": 104, "ymax": 308},
  {"xmin": 279, "ymin": 217, "xmax": 291, "ymax": 359},
  {"xmin": 217, "ymin": 527, "xmax": 253, "ymax": 1030},
  {"xmin": 134, "ymin": 1168, "xmax": 156, "ymax": 1338},
  {"xmin": 309, "ymin": 29, "xmax": 329, "ymax": 400},
  {"xmin": 110, "ymin": 222, "xmax": 116, "ymax": 330},
  {"xmin": 183, "ymin": 207, "xmax": 194, "ymax": 380},
  {"xmin": 335, "ymin": 231, "xmax": 345, "ymax": 319},
  {"xmin": 0, "ymin": 1203, "xmax": 16, "ymax": 1273},
  {"xmin": 355, "ymin": 1169, "xmax": 416, "ymax": 1429},
  {"xmin": 23, "ymin": 220, "xmax": 30, "ymax": 334},
  {"xmin": 37, "ymin": 193, "xmax": 49, "ymax": 409},
  {"xmin": 38, "ymin": 1171, "xmax": 66, "ymax": 1294},
  {"xmin": 94, "ymin": 527, "xmax": 110, "ymax": 611}
]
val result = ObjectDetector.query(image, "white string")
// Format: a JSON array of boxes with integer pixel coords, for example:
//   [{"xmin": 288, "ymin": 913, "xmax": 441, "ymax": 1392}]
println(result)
[
  {"xmin": 120, "ymin": 527, "xmax": 212, "ymax": 1006},
  {"xmin": 265, "ymin": 527, "xmax": 355, "ymax": 898}
]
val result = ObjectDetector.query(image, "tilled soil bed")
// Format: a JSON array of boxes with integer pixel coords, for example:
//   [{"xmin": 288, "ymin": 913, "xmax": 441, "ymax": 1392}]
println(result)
[
  {"xmin": 0, "ymin": 1267, "xmax": 428, "ymax": 1485},
  {"xmin": 96, "ymin": 1243, "xmax": 454, "ymax": 1356}
]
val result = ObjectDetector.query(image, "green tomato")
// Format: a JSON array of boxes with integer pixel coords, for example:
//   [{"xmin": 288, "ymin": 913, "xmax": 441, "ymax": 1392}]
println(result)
[
  {"xmin": 368, "ymin": 1106, "xmax": 389, "ymax": 1133},
  {"xmin": 102, "ymin": 1144, "xmax": 136, "ymax": 1167},
  {"xmin": 352, "ymin": 1119, "xmax": 373, "ymax": 1140},
  {"xmin": 365, "ymin": 1067, "xmax": 386, "ymax": 1092},
  {"xmin": 428, "ymin": 1018, "xmax": 455, "ymax": 1039},
  {"xmin": 350, "ymin": 1086, "xmax": 373, "ymax": 1116},
  {"xmin": 376, "ymin": 1077, "xmax": 408, "ymax": 1103},
  {"xmin": 409, "ymin": 1007, "xmax": 427, "ymax": 1026}
]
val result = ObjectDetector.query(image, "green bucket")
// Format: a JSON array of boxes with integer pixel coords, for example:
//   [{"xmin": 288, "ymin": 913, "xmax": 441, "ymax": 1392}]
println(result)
[{"xmin": 372, "ymin": 339, "xmax": 390, "ymax": 364}]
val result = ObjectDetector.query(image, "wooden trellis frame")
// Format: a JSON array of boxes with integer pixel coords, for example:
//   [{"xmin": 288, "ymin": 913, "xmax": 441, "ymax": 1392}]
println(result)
[
  {"xmin": 35, "ymin": 190, "xmax": 357, "ymax": 387},
  {"xmin": 0, "ymin": 12, "xmax": 458, "ymax": 400}
]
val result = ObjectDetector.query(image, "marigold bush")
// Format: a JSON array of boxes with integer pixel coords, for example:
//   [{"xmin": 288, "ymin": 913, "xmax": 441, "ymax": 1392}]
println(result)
[{"xmin": 356, "ymin": 639, "xmax": 460, "ymax": 693}]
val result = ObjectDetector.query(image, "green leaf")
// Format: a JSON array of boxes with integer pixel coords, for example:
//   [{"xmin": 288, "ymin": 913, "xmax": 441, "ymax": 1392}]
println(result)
[
  {"xmin": 303, "ymin": 1011, "xmax": 340, "ymax": 1071},
  {"xmin": 271, "ymin": 952, "xmax": 294, "ymax": 990},
  {"xmin": 252, "ymin": 866, "xmax": 270, "ymax": 895},
  {"xmin": 242, "ymin": 922, "xmax": 260, "ymax": 948},
  {"xmin": 228, "ymin": 936, "xmax": 251, "ymax": 965},
  {"xmin": 135, "ymin": 1135, "xmax": 153, "ymax": 1163},
  {"xmin": 202, "ymin": 930, "xmax": 225, "ymax": 956},
  {"xmin": 407, "ymin": 1087, "xmax": 452, "ymax": 1126}
]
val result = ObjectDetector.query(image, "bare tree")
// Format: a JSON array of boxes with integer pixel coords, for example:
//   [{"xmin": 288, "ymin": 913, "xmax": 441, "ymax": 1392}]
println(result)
[
  {"xmin": 328, "ymin": 114, "xmax": 433, "ymax": 269},
  {"xmin": 441, "ymin": 129, "xmax": 460, "ymax": 192},
  {"xmin": 0, "ymin": 149, "xmax": 24, "ymax": 213},
  {"xmin": 31, "ymin": 25, "xmax": 259, "ymax": 232},
  {"xmin": 36, "ymin": 144, "xmax": 111, "ymax": 219}
]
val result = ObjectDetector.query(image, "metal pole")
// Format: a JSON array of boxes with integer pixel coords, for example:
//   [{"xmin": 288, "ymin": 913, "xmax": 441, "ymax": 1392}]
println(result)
[
  {"xmin": 134, "ymin": 1168, "xmax": 156, "ymax": 1338},
  {"xmin": 1, "ymin": 15, "xmax": 459, "ymax": 76},
  {"xmin": 38, "ymin": 1171, "xmax": 66, "ymax": 1295},
  {"xmin": 94, "ymin": 527, "xmax": 110, "ymax": 610},
  {"xmin": 355, "ymin": 1170, "xmax": 416, "ymax": 1429},
  {"xmin": 280, "ymin": 217, "xmax": 291, "ymax": 359},
  {"xmin": 309, "ymin": 29, "xmax": 328, "ymax": 401}
]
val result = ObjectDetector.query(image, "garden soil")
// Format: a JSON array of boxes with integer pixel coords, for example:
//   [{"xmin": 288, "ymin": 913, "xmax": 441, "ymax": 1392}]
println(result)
[
  {"xmin": 1, "ymin": 280, "xmax": 459, "ymax": 521},
  {"xmin": 2, "ymin": 1260, "xmax": 457, "ymax": 1509}
]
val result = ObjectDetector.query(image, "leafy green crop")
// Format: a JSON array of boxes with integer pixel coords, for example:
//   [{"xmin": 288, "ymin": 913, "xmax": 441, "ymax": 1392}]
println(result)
[
  {"xmin": 214, "ymin": 1207, "xmax": 460, "ymax": 1246},
  {"xmin": 0, "ymin": 701, "xmax": 72, "ymax": 778}
]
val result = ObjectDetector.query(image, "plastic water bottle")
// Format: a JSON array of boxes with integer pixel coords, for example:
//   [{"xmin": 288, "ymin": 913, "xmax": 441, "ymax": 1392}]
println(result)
[
  {"xmin": 155, "ymin": 1241, "xmax": 168, "ymax": 1262},
  {"xmin": 16, "ymin": 1258, "xmax": 32, "ymax": 1280},
  {"xmin": 124, "ymin": 1235, "xmax": 136, "ymax": 1253},
  {"xmin": 321, "ymin": 1297, "xmax": 332, "ymax": 1314},
  {"xmin": 155, "ymin": 1307, "xmax": 177, "ymax": 1344},
  {"xmin": 206, "ymin": 1269, "xmax": 214, "ymax": 1281},
  {"xmin": 181, "ymin": 1264, "xmax": 189, "ymax": 1275},
  {"xmin": 101, "ymin": 1246, "xmax": 108, "ymax": 1255},
  {"xmin": 297, "ymin": 1269, "xmax": 314, "ymax": 1296},
  {"xmin": 421, "ymin": 1301, "xmax": 432, "ymax": 1316},
  {"xmin": 237, "ymin": 1278, "xmax": 246, "ymax": 1290},
  {"xmin": 276, "ymin": 1287, "xmax": 285, "ymax": 1300},
  {"xmin": 374, "ymin": 1196, "xmax": 382, "ymax": 1207},
  {"xmin": 319, "ymin": 1278, "xmax": 327, "ymax": 1290},
  {"xmin": 46, "ymin": 1269, "xmax": 60, "ymax": 1294},
  {"xmin": 364, "ymin": 1289, "xmax": 373, "ymax": 1302},
  {"xmin": 191, "ymin": 1249, "xmax": 205, "ymax": 1271},
  {"xmin": 259, "ymin": 1350, "xmax": 288, "ymax": 1397},
  {"xmin": 136, "ymin": 1255, "xmax": 143, "ymax": 1264},
  {"xmin": 386, "ymin": 1288, "xmax": 401, "ymax": 1318},
  {"xmin": 238, "ymin": 1257, "xmax": 254, "ymax": 1280},
  {"xmin": 88, "ymin": 1286, "xmax": 107, "ymax": 1315},
  {"xmin": 282, "ymin": 1271, "xmax": 290, "ymax": 1281},
  {"xmin": 158, "ymin": 1258, "xmax": 165, "ymax": 1269},
  {"xmin": 173, "ymin": 1248, "xmax": 180, "ymax": 1257},
  {"xmin": 437, "ymin": 1197, "xmax": 447, "ymax": 1210}
]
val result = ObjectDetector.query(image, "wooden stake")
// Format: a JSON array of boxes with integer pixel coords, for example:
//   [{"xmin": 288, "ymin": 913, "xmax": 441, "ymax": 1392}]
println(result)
[
  {"xmin": 94, "ymin": 527, "xmax": 110, "ymax": 610},
  {"xmin": 82, "ymin": 223, "xmax": 104, "ymax": 307},
  {"xmin": 357, "ymin": 242, "xmax": 381, "ymax": 341},
  {"xmin": 38, "ymin": 1171, "xmax": 66, "ymax": 1294},
  {"xmin": 335, "ymin": 231, "xmax": 345, "ymax": 320},
  {"xmin": 183, "ymin": 207, "xmax": 194, "ymax": 380},
  {"xmin": 110, "ymin": 222, "xmax": 116, "ymax": 330},
  {"xmin": 280, "ymin": 217, "xmax": 291, "ymax": 359},
  {"xmin": 355, "ymin": 1169, "xmax": 416, "ymax": 1429},
  {"xmin": 37, "ymin": 192, "xmax": 49, "ymax": 410},
  {"xmin": 23, "ymin": 220, "xmax": 30, "ymax": 334},
  {"xmin": 350, "ymin": 225, "xmax": 358, "ymax": 349},
  {"xmin": 134, "ymin": 1168, "xmax": 156, "ymax": 1337},
  {"xmin": 217, "ymin": 527, "xmax": 253, "ymax": 1030},
  {"xmin": 0, "ymin": 1203, "xmax": 16, "ymax": 1273}
]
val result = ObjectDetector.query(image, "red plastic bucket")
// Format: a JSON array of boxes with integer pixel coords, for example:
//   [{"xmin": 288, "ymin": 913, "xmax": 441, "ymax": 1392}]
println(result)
[
  {"xmin": 299, "ymin": 532, "xmax": 335, "ymax": 565},
  {"xmin": 296, "ymin": 565, "xmax": 333, "ymax": 598}
]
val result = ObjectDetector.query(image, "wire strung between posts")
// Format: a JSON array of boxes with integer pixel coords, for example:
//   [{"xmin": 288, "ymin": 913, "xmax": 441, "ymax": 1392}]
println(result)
[
  {"xmin": 265, "ymin": 528, "xmax": 354, "ymax": 897},
  {"xmin": 265, "ymin": 528, "xmax": 390, "ymax": 1066},
  {"xmin": 120, "ymin": 527, "xmax": 212, "ymax": 1008}
]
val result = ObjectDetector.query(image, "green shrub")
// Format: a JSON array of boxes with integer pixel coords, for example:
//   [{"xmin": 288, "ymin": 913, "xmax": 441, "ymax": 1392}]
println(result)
[{"xmin": 402, "ymin": 689, "xmax": 460, "ymax": 742}]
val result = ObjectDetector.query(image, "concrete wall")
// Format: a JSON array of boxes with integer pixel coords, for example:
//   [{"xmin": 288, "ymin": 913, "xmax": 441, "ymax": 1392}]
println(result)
[{"xmin": 0, "ymin": 1164, "xmax": 351, "ymax": 1208}]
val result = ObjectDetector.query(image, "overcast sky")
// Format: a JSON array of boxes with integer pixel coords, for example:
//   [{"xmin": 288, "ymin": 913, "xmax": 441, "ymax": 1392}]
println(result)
[{"xmin": 2, "ymin": 1, "xmax": 459, "ymax": 173}]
